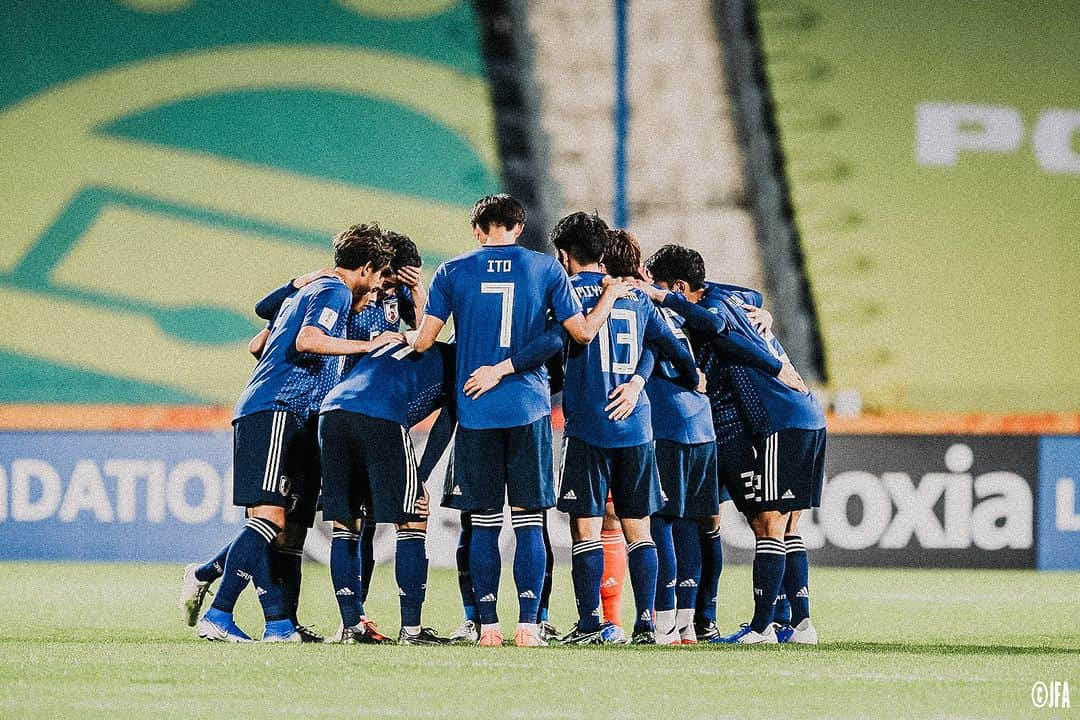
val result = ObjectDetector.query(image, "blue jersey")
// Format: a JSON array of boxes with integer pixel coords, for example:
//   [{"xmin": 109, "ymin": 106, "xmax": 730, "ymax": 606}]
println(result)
[
  {"xmin": 669, "ymin": 282, "xmax": 825, "ymax": 437},
  {"xmin": 562, "ymin": 272, "xmax": 670, "ymax": 448},
  {"xmin": 234, "ymin": 276, "xmax": 352, "ymax": 420},
  {"xmin": 707, "ymin": 283, "xmax": 825, "ymax": 434},
  {"xmin": 646, "ymin": 305, "xmax": 716, "ymax": 445},
  {"xmin": 321, "ymin": 342, "xmax": 454, "ymax": 428},
  {"xmin": 425, "ymin": 244, "xmax": 582, "ymax": 430}
]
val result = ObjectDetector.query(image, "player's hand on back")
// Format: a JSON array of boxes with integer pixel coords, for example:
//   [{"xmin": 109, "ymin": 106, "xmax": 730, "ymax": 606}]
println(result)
[
  {"xmin": 744, "ymin": 305, "xmax": 773, "ymax": 334},
  {"xmin": 695, "ymin": 369, "xmax": 708, "ymax": 394},
  {"xmin": 626, "ymin": 277, "xmax": 666, "ymax": 302},
  {"xmin": 605, "ymin": 375, "xmax": 646, "ymax": 421},
  {"xmin": 463, "ymin": 362, "xmax": 511, "ymax": 399},
  {"xmin": 777, "ymin": 361, "xmax": 808, "ymax": 393},
  {"xmin": 292, "ymin": 267, "xmax": 335, "ymax": 289}
]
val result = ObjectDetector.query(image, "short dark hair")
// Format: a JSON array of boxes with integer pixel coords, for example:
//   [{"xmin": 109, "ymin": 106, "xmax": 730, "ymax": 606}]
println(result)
[
  {"xmin": 333, "ymin": 223, "xmax": 393, "ymax": 271},
  {"xmin": 470, "ymin": 193, "xmax": 526, "ymax": 233},
  {"xmin": 549, "ymin": 212, "xmax": 609, "ymax": 265},
  {"xmin": 645, "ymin": 244, "xmax": 706, "ymax": 290},
  {"xmin": 603, "ymin": 229, "xmax": 644, "ymax": 279},
  {"xmin": 385, "ymin": 231, "xmax": 422, "ymax": 272}
]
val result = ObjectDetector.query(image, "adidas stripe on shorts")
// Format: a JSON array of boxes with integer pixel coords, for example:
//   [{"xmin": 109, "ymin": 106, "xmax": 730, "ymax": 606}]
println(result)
[
  {"xmin": 725, "ymin": 427, "xmax": 826, "ymax": 514},
  {"xmin": 232, "ymin": 409, "xmax": 319, "ymax": 512}
]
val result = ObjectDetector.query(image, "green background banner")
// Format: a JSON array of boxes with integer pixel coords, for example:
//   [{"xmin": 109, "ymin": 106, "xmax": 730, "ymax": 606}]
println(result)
[
  {"xmin": 758, "ymin": 0, "xmax": 1079, "ymax": 412},
  {"xmin": 0, "ymin": 0, "xmax": 499, "ymax": 404}
]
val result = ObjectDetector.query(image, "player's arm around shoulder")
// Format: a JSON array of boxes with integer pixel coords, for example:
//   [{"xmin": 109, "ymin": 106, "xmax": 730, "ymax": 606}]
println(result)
[
  {"xmin": 295, "ymin": 283, "xmax": 392, "ymax": 355},
  {"xmin": 562, "ymin": 275, "xmax": 630, "ymax": 344},
  {"xmin": 407, "ymin": 261, "xmax": 453, "ymax": 352}
]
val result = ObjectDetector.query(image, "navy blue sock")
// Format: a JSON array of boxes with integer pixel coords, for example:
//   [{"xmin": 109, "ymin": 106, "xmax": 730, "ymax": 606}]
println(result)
[
  {"xmin": 751, "ymin": 537, "xmax": 787, "ymax": 633},
  {"xmin": 695, "ymin": 526, "xmax": 723, "ymax": 623},
  {"xmin": 783, "ymin": 534, "xmax": 810, "ymax": 625},
  {"xmin": 457, "ymin": 513, "xmax": 477, "ymax": 622},
  {"xmin": 196, "ymin": 543, "xmax": 229, "ymax": 583},
  {"xmin": 651, "ymin": 517, "xmax": 676, "ymax": 612},
  {"xmin": 627, "ymin": 540, "xmax": 658, "ymax": 634},
  {"xmin": 359, "ymin": 520, "xmax": 376, "ymax": 604},
  {"xmin": 470, "ymin": 512, "xmax": 503, "ymax": 625},
  {"xmin": 539, "ymin": 512, "xmax": 554, "ymax": 623},
  {"xmin": 570, "ymin": 539, "xmax": 604, "ymax": 631},
  {"xmin": 673, "ymin": 519, "xmax": 701, "ymax": 612},
  {"xmin": 330, "ymin": 528, "xmax": 364, "ymax": 628},
  {"xmin": 396, "ymin": 529, "xmax": 428, "ymax": 628},
  {"xmin": 772, "ymin": 593, "xmax": 791, "ymax": 624},
  {"xmin": 511, "ymin": 511, "xmax": 545, "ymax": 624},
  {"xmin": 272, "ymin": 544, "xmax": 304, "ymax": 623},
  {"xmin": 211, "ymin": 517, "xmax": 279, "ymax": 614}
]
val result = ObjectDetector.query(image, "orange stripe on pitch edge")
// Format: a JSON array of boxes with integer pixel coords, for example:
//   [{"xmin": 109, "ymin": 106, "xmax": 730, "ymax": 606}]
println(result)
[{"xmin": 0, "ymin": 405, "xmax": 1076, "ymax": 435}]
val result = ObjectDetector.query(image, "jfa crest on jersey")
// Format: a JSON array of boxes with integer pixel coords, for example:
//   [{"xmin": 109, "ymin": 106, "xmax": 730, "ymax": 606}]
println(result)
[{"xmin": 382, "ymin": 296, "xmax": 399, "ymax": 325}]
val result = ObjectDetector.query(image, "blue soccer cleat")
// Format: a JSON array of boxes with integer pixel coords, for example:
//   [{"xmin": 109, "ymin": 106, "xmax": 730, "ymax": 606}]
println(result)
[
  {"xmin": 712, "ymin": 623, "xmax": 778, "ymax": 645},
  {"xmin": 262, "ymin": 619, "xmax": 302, "ymax": 643},
  {"xmin": 197, "ymin": 608, "xmax": 253, "ymax": 642}
]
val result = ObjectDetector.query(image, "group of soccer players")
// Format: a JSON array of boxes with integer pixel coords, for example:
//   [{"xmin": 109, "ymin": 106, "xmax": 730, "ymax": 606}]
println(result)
[{"xmin": 179, "ymin": 193, "xmax": 826, "ymax": 647}]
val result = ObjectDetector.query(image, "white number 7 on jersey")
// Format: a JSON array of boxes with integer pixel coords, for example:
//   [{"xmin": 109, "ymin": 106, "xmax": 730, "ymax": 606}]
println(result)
[{"xmin": 481, "ymin": 282, "xmax": 514, "ymax": 348}]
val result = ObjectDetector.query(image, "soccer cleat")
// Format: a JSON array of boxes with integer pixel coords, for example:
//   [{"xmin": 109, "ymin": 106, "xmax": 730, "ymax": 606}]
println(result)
[
  {"xmin": 196, "ymin": 610, "xmax": 252, "ymax": 643},
  {"xmin": 514, "ymin": 624, "xmax": 544, "ymax": 647},
  {"xmin": 179, "ymin": 563, "xmax": 212, "ymax": 627},
  {"xmin": 295, "ymin": 624, "xmax": 325, "ymax": 643},
  {"xmin": 630, "ymin": 630, "xmax": 657, "ymax": 645},
  {"xmin": 694, "ymin": 619, "xmax": 719, "ymax": 642},
  {"xmin": 600, "ymin": 622, "xmax": 627, "ymax": 644},
  {"xmin": 262, "ymin": 619, "xmax": 301, "ymax": 643},
  {"xmin": 448, "ymin": 619, "xmax": 480, "ymax": 644},
  {"xmin": 398, "ymin": 627, "xmax": 450, "ymax": 645},
  {"xmin": 340, "ymin": 619, "xmax": 391, "ymax": 644},
  {"xmin": 678, "ymin": 625, "xmax": 698, "ymax": 645},
  {"xmin": 713, "ymin": 623, "xmax": 779, "ymax": 645},
  {"xmin": 537, "ymin": 620, "xmax": 561, "ymax": 643},
  {"xmin": 558, "ymin": 623, "xmax": 606, "ymax": 645},
  {"xmin": 477, "ymin": 627, "xmax": 504, "ymax": 647},
  {"xmin": 776, "ymin": 618, "xmax": 818, "ymax": 645}
]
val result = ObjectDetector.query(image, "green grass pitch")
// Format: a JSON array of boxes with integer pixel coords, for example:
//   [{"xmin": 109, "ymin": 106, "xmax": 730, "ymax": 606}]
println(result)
[{"xmin": 0, "ymin": 563, "xmax": 1076, "ymax": 719}]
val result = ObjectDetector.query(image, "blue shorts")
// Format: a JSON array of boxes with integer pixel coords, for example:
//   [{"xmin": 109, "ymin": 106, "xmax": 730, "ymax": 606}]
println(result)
[
  {"xmin": 442, "ymin": 417, "xmax": 554, "ymax": 512},
  {"xmin": 654, "ymin": 439, "xmax": 720, "ymax": 519},
  {"xmin": 232, "ymin": 410, "xmax": 320, "ymax": 524},
  {"xmin": 724, "ymin": 428, "xmax": 827, "ymax": 514},
  {"xmin": 319, "ymin": 411, "xmax": 424, "ymax": 525},
  {"xmin": 557, "ymin": 437, "xmax": 662, "ymax": 519}
]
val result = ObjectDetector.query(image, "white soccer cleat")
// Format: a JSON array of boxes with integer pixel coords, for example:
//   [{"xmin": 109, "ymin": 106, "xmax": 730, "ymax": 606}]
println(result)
[
  {"xmin": 448, "ymin": 619, "xmax": 480, "ymax": 644},
  {"xmin": 179, "ymin": 563, "xmax": 212, "ymax": 627},
  {"xmin": 787, "ymin": 618, "xmax": 818, "ymax": 644}
]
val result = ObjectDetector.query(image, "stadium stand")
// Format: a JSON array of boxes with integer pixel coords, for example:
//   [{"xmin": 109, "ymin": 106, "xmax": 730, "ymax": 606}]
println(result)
[{"xmin": 0, "ymin": 0, "xmax": 501, "ymax": 408}]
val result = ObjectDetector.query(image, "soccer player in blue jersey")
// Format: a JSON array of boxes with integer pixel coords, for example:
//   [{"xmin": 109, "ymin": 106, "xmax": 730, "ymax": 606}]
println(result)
[
  {"xmin": 195, "ymin": 224, "xmax": 393, "ymax": 643},
  {"xmin": 640, "ymin": 245, "xmax": 824, "ymax": 645},
  {"xmin": 407, "ymin": 194, "xmax": 619, "ymax": 647},
  {"xmin": 320, "ymin": 324, "xmax": 563, "ymax": 644},
  {"xmin": 548, "ymin": 213, "xmax": 699, "ymax": 645},
  {"xmin": 181, "ymin": 233, "xmax": 423, "ymax": 640},
  {"xmin": 603, "ymin": 229, "xmax": 788, "ymax": 644}
]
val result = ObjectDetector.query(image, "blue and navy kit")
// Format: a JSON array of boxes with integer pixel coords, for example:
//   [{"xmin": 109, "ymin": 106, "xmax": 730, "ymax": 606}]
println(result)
[
  {"xmin": 664, "ymin": 282, "xmax": 825, "ymax": 436},
  {"xmin": 425, "ymin": 244, "xmax": 582, "ymax": 430},
  {"xmin": 321, "ymin": 342, "xmax": 454, "ymax": 428},
  {"xmin": 561, "ymin": 272, "xmax": 697, "ymax": 448},
  {"xmin": 645, "ymin": 305, "xmax": 715, "ymax": 445},
  {"xmin": 234, "ymin": 276, "xmax": 352, "ymax": 420}
]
